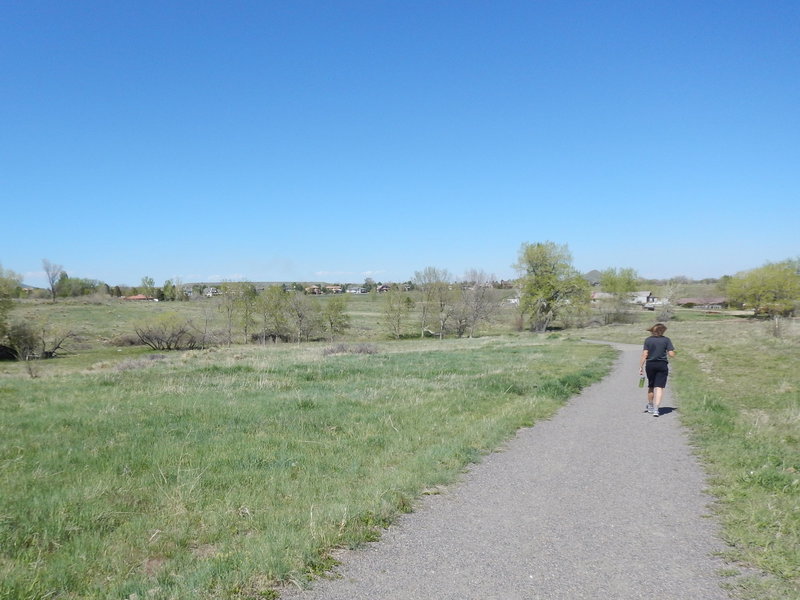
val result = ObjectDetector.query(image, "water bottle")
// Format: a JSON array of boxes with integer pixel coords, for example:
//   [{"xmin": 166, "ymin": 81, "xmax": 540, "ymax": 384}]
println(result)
[{"xmin": 638, "ymin": 375, "xmax": 646, "ymax": 388}]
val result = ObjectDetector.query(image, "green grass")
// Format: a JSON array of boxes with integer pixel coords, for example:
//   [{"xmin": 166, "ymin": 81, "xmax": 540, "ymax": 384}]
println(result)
[
  {"xmin": 0, "ymin": 336, "xmax": 614, "ymax": 599},
  {"xmin": 591, "ymin": 317, "xmax": 800, "ymax": 599},
  {"xmin": 7, "ymin": 292, "xmax": 520, "ymax": 352}
]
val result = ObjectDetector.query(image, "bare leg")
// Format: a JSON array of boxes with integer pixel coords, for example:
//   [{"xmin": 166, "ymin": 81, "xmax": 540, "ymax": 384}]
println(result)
[{"xmin": 653, "ymin": 387, "xmax": 664, "ymax": 409}]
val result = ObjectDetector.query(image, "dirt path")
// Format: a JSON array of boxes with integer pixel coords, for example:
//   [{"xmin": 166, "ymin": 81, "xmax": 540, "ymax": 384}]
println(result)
[{"xmin": 281, "ymin": 342, "xmax": 730, "ymax": 599}]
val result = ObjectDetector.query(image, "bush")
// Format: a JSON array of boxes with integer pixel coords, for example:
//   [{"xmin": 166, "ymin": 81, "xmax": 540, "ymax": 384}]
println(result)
[
  {"xmin": 322, "ymin": 343, "xmax": 379, "ymax": 356},
  {"xmin": 133, "ymin": 313, "xmax": 200, "ymax": 351},
  {"xmin": 6, "ymin": 322, "xmax": 38, "ymax": 359}
]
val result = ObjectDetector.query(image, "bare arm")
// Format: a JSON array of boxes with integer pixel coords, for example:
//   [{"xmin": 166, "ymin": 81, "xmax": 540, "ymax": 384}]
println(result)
[{"xmin": 639, "ymin": 349, "xmax": 648, "ymax": 372}]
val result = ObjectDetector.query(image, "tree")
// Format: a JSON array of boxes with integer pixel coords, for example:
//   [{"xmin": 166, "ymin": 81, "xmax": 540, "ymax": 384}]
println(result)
[
  {"xmin": 140, "ymin": 276, "xmax": 156, "ymax": 299},
  {"xmin": 286, "ymin": 292, "xmax": 322, "ymax": 342},
  {"xmin": 454, "ymin": 269, "xmax": 501, "ymax": 338},
  {"xmin": 256, "ymin": 285, "xmax": 291, "ymax": 343},
  {"xmin": 413, "ymin": 266, "xmax": 452, "ymax": 338},
  {"xmin": 217, "ymin": 282, "xmax": 256, "ymax": 344},
  {"xmin": 599, "ymin": 267, "xmax": 638, "ymax": 296},
  {"xmin": 598, "ymin": 267, "xmax": 639, "ymax": 324},
  {"xmin": 514, "ymin": 242, "xmax": 590, "ymax": 332},
  {"xmin": 162, "ymin": 279, "xmax": 176, "ymax": 301},
  {"xmin": 235, "ymin": 283, "xmax": 258, "ymax": 344},
  {"xmin": 42, "ymin": 259, "xmax": 63, "ymax": 303},
  {"xmin": 1, "ymin": 264, "xmax": 23, "ymax": 341},
  {"xmin": 381, "ymin": 289, "xmax": 414, "ymax": 339},
  {"xmin": 54, "ymin": 273, "xmax": 101, "ymax": 297},
  {"xmin": 134, "ymin": 313, "xmax": 200, "ymax": 350},
  {"xmin": 656, "ymin": 278, "xmax": 684, "ymax": 322},
  {"xmin": 726, "ymin": 260, "xmax": 800, "ymax": 317},
  {"xmin": 321, "ymin": 295, "xmax": 351, "ymax": 341},
  {"xmin": 6, "ymin": 318, "xmax": 75, "ymax": 360}
]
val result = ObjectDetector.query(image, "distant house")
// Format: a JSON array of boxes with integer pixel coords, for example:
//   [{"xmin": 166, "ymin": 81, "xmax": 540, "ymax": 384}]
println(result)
[
  {"xmin": 376, "ymin": 285, "xmax": 391, "ymax": 293},
  {"xmin": 347, "ymin": 286, "xmax": 366, "ymax": 294},
  {"xmin": 305, "ymin": 285, "xmax": 322, "ymax": 295},
  {"xmin": 677, "ymin": 297, "xmax": 727, "ymax": 309},
  {"xmin": 203, "ymin": 287, "xmax": 220, "ymax": 297},
  {"xmin": 324, "ymin": 285, "xmax": 343, "ymax": 294},
  {"xmin": 591, "ymin": 291, "xmax": 614, "ymax": 302},
  {"xmin": 630, "ymin": 291, "xmax": 656, "ymax": 305}
]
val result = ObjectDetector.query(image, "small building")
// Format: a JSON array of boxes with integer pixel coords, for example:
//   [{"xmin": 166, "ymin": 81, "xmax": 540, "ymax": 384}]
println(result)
[
  {"xmin": 122, "ymin": 294, "xmax": 156, "ymax": 301},
  {"xmin": 630, "ymin": 291, "xmax": 656, "ymax": 305},
  {"xmin": 677, "ymin": 297, "xmax": 727, "ymax": 309}
]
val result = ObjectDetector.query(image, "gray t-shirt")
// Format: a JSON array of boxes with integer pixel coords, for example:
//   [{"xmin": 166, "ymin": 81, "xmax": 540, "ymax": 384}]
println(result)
[{"xmin": 643, "ymin": 335, "xmax": 675, "ymax": 362}]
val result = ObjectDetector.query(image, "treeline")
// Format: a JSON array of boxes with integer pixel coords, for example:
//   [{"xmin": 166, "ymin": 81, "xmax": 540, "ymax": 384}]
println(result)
[{"xmin": 2, "ymin": 247, "xmax": 799, "ymax": 362}]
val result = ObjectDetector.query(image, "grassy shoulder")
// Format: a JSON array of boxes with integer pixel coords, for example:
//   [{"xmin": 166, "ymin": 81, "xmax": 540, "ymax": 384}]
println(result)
[
  {"xmin": 0, "ymin": 335, "xmax": 614, "ymax": 599},
  {"xmin": 594, "ymin": 317, "xmax": 800, "ymax": 599}
]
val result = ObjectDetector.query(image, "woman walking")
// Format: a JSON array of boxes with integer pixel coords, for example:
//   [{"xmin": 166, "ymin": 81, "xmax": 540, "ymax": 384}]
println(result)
[{"xmin": 639, "ymin": 323, "xmax": 676, "ymax": 417}]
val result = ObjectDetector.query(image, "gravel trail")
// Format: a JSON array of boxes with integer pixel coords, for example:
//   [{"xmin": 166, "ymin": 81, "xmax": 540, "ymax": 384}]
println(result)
[{"xmin": 282, "ymin": 342, "xmax": 730, "ymax": 599}]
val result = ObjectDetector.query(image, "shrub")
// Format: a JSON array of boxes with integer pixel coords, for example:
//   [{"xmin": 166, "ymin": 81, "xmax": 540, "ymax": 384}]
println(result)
[
  {"xmin": 322, "ymin": 343, "xmax": 379, "ymax": 356},
  {"xmin": 133, "ymin": 313, "xmax": 200, "ymax": 351},
  {"xmin": 6, "ymin": 322, "xmax": 38, "ymax": 359}
]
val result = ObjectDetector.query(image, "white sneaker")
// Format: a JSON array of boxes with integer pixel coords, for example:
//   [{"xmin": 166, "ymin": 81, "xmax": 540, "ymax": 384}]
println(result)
[
  {"xmin": 645, "ymin": 403, "xmax": 653, "ymax": 413},
  {"xmin": 652, "ymin": 407, "xmax": 660, "ymax": 417}
]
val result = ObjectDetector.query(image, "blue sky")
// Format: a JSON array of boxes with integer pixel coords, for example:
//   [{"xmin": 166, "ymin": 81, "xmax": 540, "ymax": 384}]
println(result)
[{"xmin": 2, "ymin": 1, "xmax": 798, "ymax": 287}]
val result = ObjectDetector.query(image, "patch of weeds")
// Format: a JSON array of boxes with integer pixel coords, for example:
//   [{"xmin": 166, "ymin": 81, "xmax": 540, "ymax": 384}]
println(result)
[
  {"xmin": 197, "ymin": 364, "xmax": 256, "ymax": 375},
  {"xmin": 322, "ymin": 343, "xmax": 378, "ymax": 356},
  {"xmin": 114, "ymin": 354, "xmax": 168, "ymax": 372}
]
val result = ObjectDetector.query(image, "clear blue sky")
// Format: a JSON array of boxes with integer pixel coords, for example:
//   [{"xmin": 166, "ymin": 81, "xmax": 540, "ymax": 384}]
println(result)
[{"xmin": 3, "ymin": 1, "xmax": 798, "ymax": 288}]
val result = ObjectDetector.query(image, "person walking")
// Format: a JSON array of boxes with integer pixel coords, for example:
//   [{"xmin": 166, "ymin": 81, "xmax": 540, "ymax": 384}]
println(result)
[{"xmin": 639, "ymin": 323, "xmax": 676, "ymax": 417}]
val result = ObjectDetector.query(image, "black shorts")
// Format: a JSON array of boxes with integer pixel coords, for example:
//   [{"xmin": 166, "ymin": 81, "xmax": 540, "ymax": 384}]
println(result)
[{"xmin": 646, "ymin": 361, "xmax": 669, "ymax": 388}]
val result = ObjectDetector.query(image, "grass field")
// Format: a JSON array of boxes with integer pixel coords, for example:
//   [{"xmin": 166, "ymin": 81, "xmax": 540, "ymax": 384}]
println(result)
[
  {"xmin": 0, "ymin": 332, "xmax": 614, "ymax": 599},
  {"xmin": 595, "ymin": 317, "xmax": 800, "ymax": 599},
  {"xmin": 2, "ymin": 297, "xmax": 798, "ymax": 599}
]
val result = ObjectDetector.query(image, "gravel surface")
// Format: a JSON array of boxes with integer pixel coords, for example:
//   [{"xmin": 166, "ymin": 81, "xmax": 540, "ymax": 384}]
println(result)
[{"xmin": 281, "ymin": 342, "xmax": 730, "ymax": 599}]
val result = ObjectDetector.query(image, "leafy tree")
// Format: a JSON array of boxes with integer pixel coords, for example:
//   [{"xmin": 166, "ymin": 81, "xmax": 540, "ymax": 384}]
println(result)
[
  {"xmin": 55, "ymin": 274, "xmax": 101, "ymax": 297},
  {"xmin": 1, "ymin": 264, "xmax": 23, "ymax": 341},
  {"xmin": 217, "ymin": 282, "xmax": 256, "ymax": 344},
  {"xmin": 321, "ymin": 295, "xmax": 351, "ymax": 341},
  {"xmin": 162, "ymin": 279, "xmax": 177, "ymax": 301},
  {"xmin": 598, "ymin": 267, "xmax": 639, "ymax": 324},
  {"xmin": 514, "ymin": 242, "xmax": 590, "ymax": 332},
  {"xmin": 6, "ymin": 321, "xmax": 38, "ymax": 360},
  {"xmin": 42, "ymin": 259, "xmax": 63, "ymax": 303},
  {"xmin": 256, "ymin": 285, "xmax": 292, "ymax": 343},
  {"xmin": 726, "ymin": 260, "xmax": 800, "ymax": 317},
  {"xmin": 235, "ymin": 282, "xmax": 258, "ymax": 343},
  {"xmin": 599, "ymin": 267, "xmax": 638, "ymax": 295},
  {"xmin": 286, "ymin": 292, "xmax": 322, "ymax": 342},
  {"xmin": 140, "ymin": 276, "xmax": 156, "ymax": 299}
]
